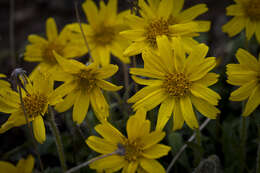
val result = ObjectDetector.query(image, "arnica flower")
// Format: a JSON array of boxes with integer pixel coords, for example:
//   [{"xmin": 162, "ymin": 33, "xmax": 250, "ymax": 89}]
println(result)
[
  {"xmin": 53, "ymin": 52, "xmax": 122, "ymax": 124},
  {"xmin": 222, "ymin": 0, "xmax": 260, "ymax": 43},
  {"xmin": 66, "ymin": 0, "xmax": 130, "ymax": 66},
  {"xmin": 24, "ymin": 17, "xmax": 87, "ymax": 78},
  {"xmin": 86, "ymin": 109, "xmax": 171, "ymax": 173},
  {"xmin": 0, "ymin": 72, "xmax": 63, "ymax": 143},
  {"xmin": 0, "ymin": 155, "xmax": 34, "ymax": 173},
  {"xmin": 128, "ymin": 36, "xmax": 220, "ymax": 130},
  {"xmin": 226, "ymin": 49, "xmax": 260, "ymax": 116},
  {"xmin": 120, "ymin": 0, "xmax": 210, "ymax": 56}
]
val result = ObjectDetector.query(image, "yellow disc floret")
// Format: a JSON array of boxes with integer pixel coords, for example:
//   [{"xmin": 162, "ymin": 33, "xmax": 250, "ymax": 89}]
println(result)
[
  {"xmin": 122, "ymin": 139, "xmax": 143, "ymax": 162},
  {"xmin": 77, "ymin": 69, "xmax": 97, "ymax": 92},
  {"xmin": 163, "ymin": 72, "xmax": 191, "ymax": 97},
  {"xmin": 145, "ymin": 18, "xmax": 170, "ymax": 48},
  {"xmin": 23, "ymin": 93, "xmax": 48, "ymax": 118}
]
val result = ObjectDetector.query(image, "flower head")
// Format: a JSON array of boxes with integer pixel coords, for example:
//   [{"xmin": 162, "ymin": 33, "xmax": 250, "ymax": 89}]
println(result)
[
  {"xmin": 128, "ymin": 36, "xmax": 220, "ymax": 130},
  {"xmin": 66, "ymin": 0, "xmax": 131, "ymax": 66},
  {"xmin": 222, "ymin": 0, "xmax": 260, "ymax": 42},
  {"xmin": 121, "ymin": 0, "xmax": 210, "ymax": 56},
  {"xmin": 0, "ymin": 72, "xmax": 63, "ymax": 143},
  {"xmin": 0, "ymin": 155, "xmax": 34, "ymax": 173},
  {"xmin": 24, "ymin": 17, "xmax": 87, "ymax": 78},
  {"xmin": 53, "ymin": 52, "xmax": 122, "ymax": 124},
  {"xmin": 227, "ymin": 49, "xmax": 260, "ymax": 116},
  {"xmin": 86, "ymin": 109, "xmax": 171, "ymax": 173}
]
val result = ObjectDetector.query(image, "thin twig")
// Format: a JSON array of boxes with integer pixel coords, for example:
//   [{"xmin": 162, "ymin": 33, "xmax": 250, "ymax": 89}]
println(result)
[
  {"xmin": 166, "ymin": 118, "xmax": 211, "ymax": 173},
  {"xmin": 74, "ymin": 1, "xmax": 93, "ymax": 63},
  {"xmin": 9, "ymin": 0, "xmax": 16, "ymax": 68},
  {"xmin": 65, "ymin": 150, "xmax": 120, "ymax": 173}
]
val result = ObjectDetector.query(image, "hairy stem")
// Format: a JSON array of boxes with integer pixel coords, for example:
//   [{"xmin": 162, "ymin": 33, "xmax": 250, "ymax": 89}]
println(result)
[{"xmin": 48, "ymin": 106, "xmax": 67, "ymax": 172}]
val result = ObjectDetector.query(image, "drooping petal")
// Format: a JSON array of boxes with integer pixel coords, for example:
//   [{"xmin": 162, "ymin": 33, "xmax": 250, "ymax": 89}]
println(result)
[
  {"xmin": 73, "ymin": 90, "xmax": 90, "ymax": 124},
  {"xmin": 173, "ymin": 99, "xmax": 184, "ymax": 130},
  {"xmin": 32, "ymin": 116, "xmax": 46, "ymax": 144},
  {"xmin": 140, "ymin": 158, "xmax": 165, "ymax": 173},
  {"xmin": 191, "ymin": 95, "xmax": 220, "ymax": 119},
  {"xmin": 156, "ymin": 98, "xmax": 174, "ymax": 130},
  {"xmin": 243, "ymin": 85, "xmax": 260, "ymax": 116},
  {"xmin": 180, "ymin": 96, "xmax": 199, "ymax": 129},
  {"xmin": 90, "ymin": 88, "xmax": 109, "ymax": 120}
]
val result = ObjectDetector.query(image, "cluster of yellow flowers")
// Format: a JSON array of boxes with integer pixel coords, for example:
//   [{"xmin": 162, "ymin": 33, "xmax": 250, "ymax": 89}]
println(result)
[{"xmin": 0, "ymin": 0, "xmax": 260, "ymax": 172}]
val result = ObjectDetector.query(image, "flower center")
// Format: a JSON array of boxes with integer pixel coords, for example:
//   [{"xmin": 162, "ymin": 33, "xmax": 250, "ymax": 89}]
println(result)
[
  {"xmin": 92, "ymin": 25, "xmax": 116, "ymax": 46},
  {"xmin": 122, "ymin": 139, "xmax": 143, "ymax": 162},
  {"xmin": 244, "ymin": 0, "xmax": 260, "ymax": 20},
  {"xmin": 163, "ymin": 73, "xmax": 191, "ymax": 97},
  {"xmin": 22, "ymin": 94, "xmax": 48, "ymax": 118},
  {"xmin": 145, "ymin": 18, "xmax": 170, "ymax": 48},
  {"xmin": 43, "ymin": 41, "xmax": 64, "ymax": 64},
  {"xmin": 77, "ymin": 69, "xmax": 97, "ymax": 92}
]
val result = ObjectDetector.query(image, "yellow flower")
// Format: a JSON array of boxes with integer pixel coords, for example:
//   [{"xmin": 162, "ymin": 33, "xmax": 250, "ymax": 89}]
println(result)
[
  {"xmin": 66, "ymin": 0, "xmax": 131, "ymax": 66},
  {"xmin": 86, "ymin": 109, "xmax": 171, "ymax": 173},
  {"xmin": 0, "ymin": 155, "xmax": 34, "ymax": 173},
  {"xmin": 24, "ymin": 17, "xmax": 87, "ymax": 79},
  {"xmin": 222, "ymin": 0, "xmax": 260, "ymax": 42},
  {"xmin": 0, "ymin": 72, "xmax": 62, "ymax": 143},
  {"xmin": 120, "ymin": 0, "xmax": 210, "ymax": 56},
  {"xmin": 128, "ymin": 36, "xmax": 220, "ymax": 130},
  {"xmin": 227, "ymin": 49, "xmax": 260, "ymax": 116},
  {"xmin": 53, "ymin": 52, "xmax": 122, "ymax": 124}
]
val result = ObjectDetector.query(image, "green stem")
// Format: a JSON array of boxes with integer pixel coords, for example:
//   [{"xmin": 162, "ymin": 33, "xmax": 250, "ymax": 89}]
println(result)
[
  {"xmin": 240, "ymin": 116, "xmax": 247, "ymax": 173},
  {"xmin": 48, "ymin": 106, "xmax": 67, "ymax": 172}
]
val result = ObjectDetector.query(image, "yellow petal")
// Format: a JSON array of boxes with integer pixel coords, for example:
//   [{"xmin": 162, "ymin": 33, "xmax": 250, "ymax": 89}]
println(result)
[
  {"xmin": 180, "ymin": 97, "xmax": 198, "ymax": 129},
  {"xmin": 33, "ymin": 116, "xmax": 46, "ymax": 144},
  {"xmin": 96, "ymin": 64, "xmax": 119, "ymax": 79},
  {"xmin": 226, "ymin": 4, "xmax": 244, "ymax": 16},
  {"xmin": 89, "ymin": 155, "xmax": 126, "ymax": 171},
  {"xmin": 222, "ymin": 16, "xmax": 246, "ymax": 37},
  {"xmin": 138, "ymin": 0, "xmax": 156, "ymax": 18},
  {"xmin": 158, "ymin": 0, "xmax": 173, "ymax": 19},
  {"xmin": 194, "ymin": 21, "xmax": 211, "ymax": 32},
  {"xmin": 107, "ymin": 0, "xmax": 117, "ymax": 19},
  {"xmin": 243, "ymin": 85, "xmax": 260, "ymax": 116},
  {"xmin": 96, "ymin": 80, "xmax": 123, "ymax": 91},
  {"xmin": 86, "ymin": 136, "xmax": 117, "ymax": 154},
  {"xmin": 127, "ymin": 161, "xmax": 139, "ymax": 173},
  {"xmin": 0, "ymin": 111, "xmax": 26, "ymax": 134},
  {"xmin": 82, "ymin": 0, "xmax": 99, "ymax": 27},
  {"xmin": 190, "ymin": 83, "xmax": 220, "ymax": 105},
  {"xmin": 178, "ymin": 4, "xmax": 208, "ymax": 22},
  {"xmin": 169, "ymin": 22, "xmax": 198, "ymax": 36},
  {"xmin": 188, "ymin": 57, "xmax": 216, "ymax": 81},
  {"xmin": 172, "ymin": 0, "xmax": 184, "ymax": 16},
  {"xmin": 90, "ymin": 88, "xmax": 109, "ymax": 120},
  {"xmin": 95, "ymin": 123, "xmax": 125, "ymax": 144},
  {"xmin": 125, "ymin": 15, "xmax": 146, "ymax": 29},
  {"xmin": 230, "ymin": 80, "xmax": 257, "ymax": 101},
  {"xmin": 173, "ymin": 99, "xmax": 184, "ymax": 130},
  {"xmin": 127, "ymin": 115, "xmax": 151, "ymax": 141},
  {"xmin": 46, "ymin": 17, "xmax": 58, "ymax": 41},
  {"xmin": 130, "ymin": 68, "xmax": 164, "ymax": 79},
  {"xmin": 55, "ymin": 90, "xmax": 78, "ymax": 112},
  {"xmin": 191, "ymin": 95, "xmax": 220, "ymax": 119},
  {"xmin": 236, "ymin": 48, "xmax": 259, "ymax": 71},
  {"xmin": 50, "ymin": 81, "xmax": 77, "ymax": 104},
  {"xmin": 98, "ymin": 46, "xmax": 111, "ymax": 66},
  {"xmin": 196, "ymin": 73, "xmax": 219, "ymax": 86},
  {"xmin": 0, "ymin": 161, "xmax": 17, "ymax": 173},
  {"xmin": 140, "ymin": 158, "xmax": 165, "ymax": 173},
  {"xmin": 73, "ymin": 90, "xmax": 90, "ymax": 124},
  {"xmin": 132, "ymin": 89, "xmax": 167, "ymax": 111},
  {"xmin": 156, "ymin": 35, "xmax": 174, "ymax": 73},
  {"xmin": 128, "ymin": 85, "xmax": 162, "ymax": 103},
  {"xmin": 132, "ymin": 76, "xmax": 162, "ymax": 86},
  {"xmin": 16, "ymin": 155, "xmax": 35, "ymax": 173},
  {"xmin": 140, "ymin": 131, "xmax": 165, "ymax": 149},
  {"xmin": 142, "ymin": 144, "xmax": 170, "ymax": 159},
  {"xmin": 245, "ymin": 20, "xmax": 256, "ymax": 41},
  {"xmin": 120, "ymin": 30, "xmax": 146, "ymax": 41},
  {"xmin": 256, "ymin": 22, "xmax": 260, "ymax": 43},
  {"xmin": 156, "ymin": 98, "xmax": 174, "ymax": 130},
  {"xmin": 28, "ymin": 34, "xmax": 48, "ymax": 44},
  {"xmin": 123, "ymin": 42, "xmax": 147, "ymax": 57}
]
